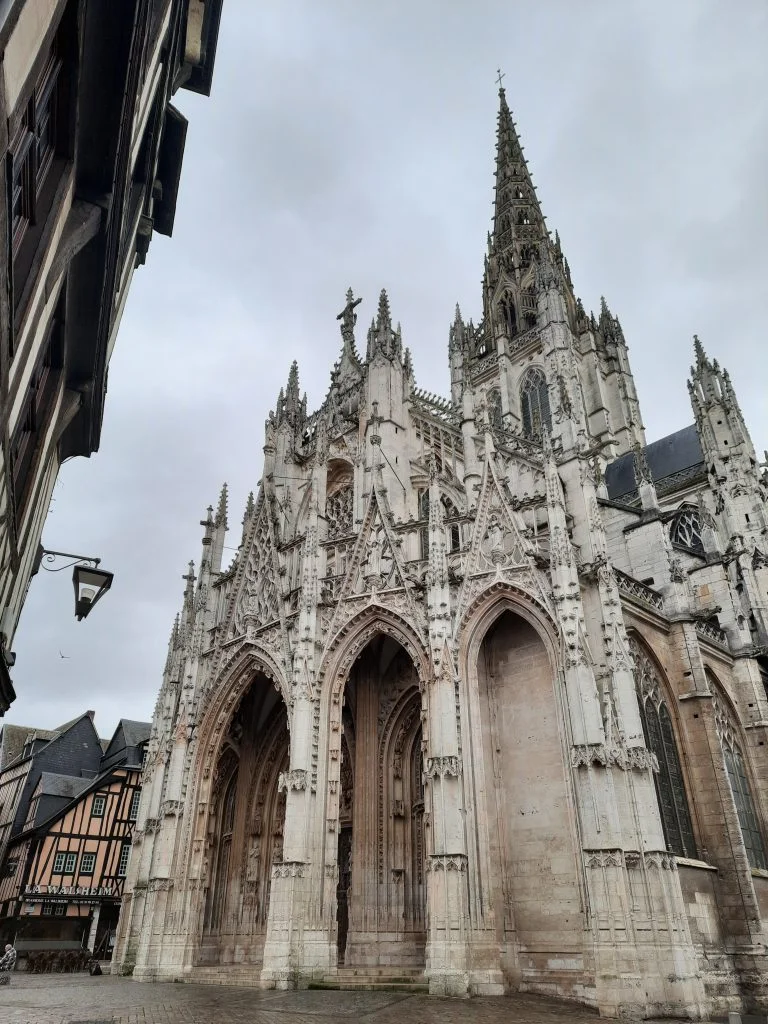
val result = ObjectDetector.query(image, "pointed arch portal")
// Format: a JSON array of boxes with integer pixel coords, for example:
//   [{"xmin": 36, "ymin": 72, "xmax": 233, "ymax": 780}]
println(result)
[
  {"xmin": 199, "ymin": 672, "xmax": 289, "ymax": 967},
  {"xmin": 334, "ymin": 631, "xmax": 427, "ymax": 968}
]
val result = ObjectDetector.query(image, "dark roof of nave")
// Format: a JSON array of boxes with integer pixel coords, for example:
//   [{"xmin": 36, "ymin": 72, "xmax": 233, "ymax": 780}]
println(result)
[{"xmin": 605, "ymin": 424, "xmax": 706, "ymax": 502}]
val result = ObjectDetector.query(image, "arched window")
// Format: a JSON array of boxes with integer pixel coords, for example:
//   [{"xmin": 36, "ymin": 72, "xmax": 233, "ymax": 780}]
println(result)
[
  {"xmin": 520, "ymin": 367, "xmax": 551, "ymax": 440},
  {"xmin": 629, "ymin": 638, "xmax": 697, "ymax": 858},
  {"xmin": 519, "ymin": 245, "xmax": 534, "ymax": 268},
  {"xmin": 418, "ymin": 488, "xmax": 429, "ymax": 559},
  {"xmin": 441, "ymin": 494, "xmax": 461, "ymax": 553},
  {"xmin": 670, "ymin": 504, "xmax": 704, "ymax": 553},
  {"xmin": 499, "ymin": 294, "xmax": 517, "ymax": 337},
  {"xmin": 521, "ymin": 286, "xmax": 537, "ymax": 330},
  {"xmin": 711, "ymin": 683, "xmax": 767, "ymax": 870}
]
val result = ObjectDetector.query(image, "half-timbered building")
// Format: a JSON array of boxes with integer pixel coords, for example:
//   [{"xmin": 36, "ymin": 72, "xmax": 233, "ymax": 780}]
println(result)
[{"xmin": 0, "ymin": 716, "xmax": 148, "ymax": 956}]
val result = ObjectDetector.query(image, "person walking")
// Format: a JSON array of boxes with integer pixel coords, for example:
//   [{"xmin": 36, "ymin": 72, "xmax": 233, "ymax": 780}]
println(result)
[{"xmin": 0, "ymin": 942, "xmax": 17, "ymax": 984}]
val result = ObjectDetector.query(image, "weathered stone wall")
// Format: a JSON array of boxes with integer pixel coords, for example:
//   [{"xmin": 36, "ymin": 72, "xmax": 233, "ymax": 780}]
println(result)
[{"xmin": 476, "ymin": 611, "xmax": 585, "ymax": 995}]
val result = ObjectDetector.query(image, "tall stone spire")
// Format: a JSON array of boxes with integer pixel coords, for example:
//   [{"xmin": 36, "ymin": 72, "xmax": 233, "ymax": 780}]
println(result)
[{"xmin": 490, "ymin": 85, "xmax": 547, "ymax": 266}]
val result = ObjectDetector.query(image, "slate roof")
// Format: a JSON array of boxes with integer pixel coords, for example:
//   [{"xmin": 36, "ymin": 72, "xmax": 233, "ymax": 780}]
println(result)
[
  {"xmin": 120, "ymin": 720, "xmax": 151, "ymax": 748},
  {"xmin": 0, "ymin": 712, "xmax": 97, "ymax": 771},
  {"xmin": 36, "ymin": 772, "xmax": 92, "ymax": 800},
  {"xmin": 0, "ymin": 725, "xmax": 56, "ymax": 769},
  {"xmin": 605, "ymin": 424, "xmax": 706, "ymax": 503}
]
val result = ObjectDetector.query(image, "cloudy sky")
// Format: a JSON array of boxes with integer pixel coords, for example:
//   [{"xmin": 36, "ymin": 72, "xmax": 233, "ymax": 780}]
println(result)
[{"xmin": 6, "ymin": 0, "xmax": 767, "ymax": 738}]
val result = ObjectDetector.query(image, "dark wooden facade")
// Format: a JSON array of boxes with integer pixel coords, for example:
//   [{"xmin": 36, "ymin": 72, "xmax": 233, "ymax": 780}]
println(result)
[{"xmin": 0, "ymin": 0, "xmax": 223, "ymax": 714}]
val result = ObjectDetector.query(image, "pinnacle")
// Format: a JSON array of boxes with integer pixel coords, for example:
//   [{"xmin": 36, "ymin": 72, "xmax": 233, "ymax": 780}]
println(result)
[
  {"xmin": 377, "ymin": 288, "xmax": 391, "ymax": 326},
  {"xmin": 454, "ymin": 302, "xmax": 463, "ymax": 324},
  {"xmin": 693, "ymin": 334, "xmax": 707, "ymax": 366},
  {"xmin": 287, "ymin": 360, "xmax": 299, "ymax": 394},
  {"xmin": 244, "ymin": 490, "xmax": 255, "ymax": 522},
  {"xmin": 215, "ymin": 482, "xmax": 228, "ymax": 529}
]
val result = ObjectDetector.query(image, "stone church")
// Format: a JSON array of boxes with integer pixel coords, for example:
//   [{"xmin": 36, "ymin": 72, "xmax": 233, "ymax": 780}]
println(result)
[{"xmin": 113, "ymin": 88, "xmax": 768, "ymax": 1017}]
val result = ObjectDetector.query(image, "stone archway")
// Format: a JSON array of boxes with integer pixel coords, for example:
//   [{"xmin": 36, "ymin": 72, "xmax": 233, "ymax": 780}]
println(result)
[
  {"xmin": 473, "ymin": 606, "xmax": 584, "ymax": 987},
  {"xmin": 198, "ymin": 673, "xmax": 289, "ymax": 967},
  {"xmin": 332, "ymin": 633, "xmax": 427, "ymax": 968}
]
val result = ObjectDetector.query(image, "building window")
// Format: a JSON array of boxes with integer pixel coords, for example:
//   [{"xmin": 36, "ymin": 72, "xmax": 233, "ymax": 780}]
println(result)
[
  {"xmin": 117, "ymin": 843, "xmax": 131, "ymax": 877},
  {"xmin": 712, "ymin": 686, "xmax": 767, "ymax": 870},
  {"xmin": 418, "ymin": 488, "xmax": 429, "ymax": 559},
  {"xmin": 128, "ymin": 790, "xmax": 141, "ymax": 821},
  {"xmin": 41, "ymin": 901, "xmax": 66, "ymax": 916},
  {"xmin": 629, "ymin": 638, "xmax": 697, "ymax": 859},
  {"xmin": 79, "ymin": 852, "xmax": 96, "ymax": 876},
  {"xmin": 2, "ymin": 858, "xmax": 18, "ymax": 878},
  {"xmin": 670, "ymin": 504, "xmax": 704, "ymax": 553},
  {"xmin": 449, "ymin": 523, "xmax": 461, "ymax": 553},
  {"xmin": 499, "ymin": 294, "xmax": 517, "ymax": 337},
  {"xmin": 91, "ymin": 795, "xmax": 106, "ymax": 818},
  {"xmin": 520, "ymin": 367, "xmax": 551, "ymax": 440},
  {"xmin": 326, "ymin": 483, "xmax": 353, "ymax": 540},
  {"xmin": 53, "ymin": 851, "xmax": 76, "ymax": 874},
  {"xmin": 9, "ymin": 32, "xmax": 71, "ymax": 314},
  {"xmin": 10, "ymin": 305, "xmax": 65, "ymax": 515}
]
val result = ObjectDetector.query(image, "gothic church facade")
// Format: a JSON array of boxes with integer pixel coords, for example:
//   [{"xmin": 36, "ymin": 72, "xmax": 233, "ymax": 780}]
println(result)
[{"xmin": 113, "ymin": 89, "xmax": 768, "ymax": 1017}]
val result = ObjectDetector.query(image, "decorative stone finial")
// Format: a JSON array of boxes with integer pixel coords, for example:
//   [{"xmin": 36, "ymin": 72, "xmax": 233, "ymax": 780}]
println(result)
[{"xmin": 215, "ymin": 483, "xmax": 228, "ymax": 529}]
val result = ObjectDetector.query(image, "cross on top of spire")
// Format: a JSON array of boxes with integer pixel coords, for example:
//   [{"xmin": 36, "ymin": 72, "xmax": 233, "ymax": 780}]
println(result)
[{"xmin": 496, "ymin": 67, "xmax": 505, "ymax": 90}]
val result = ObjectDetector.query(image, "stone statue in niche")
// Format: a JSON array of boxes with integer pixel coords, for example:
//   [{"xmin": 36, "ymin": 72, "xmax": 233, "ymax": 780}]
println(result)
[
  {"xmin": 246, "ymin": 838, "xmax": 261, "ymax": 881},
  {"xmin": 272, "ymin": 834, "xmax": 284, "ymax": 864}
]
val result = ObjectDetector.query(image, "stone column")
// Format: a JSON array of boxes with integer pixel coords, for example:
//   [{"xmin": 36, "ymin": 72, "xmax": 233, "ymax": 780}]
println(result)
[
  {"xmin": 423, "ymin": 660, "xmax": 475, "ymax": 996},
  {"xmin": 261, "ymin": 695, "xmax": 328, "ymax": 988}
]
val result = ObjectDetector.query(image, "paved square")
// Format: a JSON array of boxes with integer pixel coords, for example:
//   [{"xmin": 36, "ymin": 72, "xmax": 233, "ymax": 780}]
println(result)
[{"xmin": 0, "ymin": 974, "xmax": 614, "ymax": 1024}]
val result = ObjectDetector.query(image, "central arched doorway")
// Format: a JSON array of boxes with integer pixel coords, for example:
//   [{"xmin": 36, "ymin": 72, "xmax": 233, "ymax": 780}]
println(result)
[
  {"xmin": 199, "ymin": 673, "xmax": 289, "ymax": 966},
  {"xmin": 474, "ymin": 607, "xmax": 584, "ymax": 987},
  {"xmin": 336, "ymin": 633, "xmax": 427, "ymax": 968}
]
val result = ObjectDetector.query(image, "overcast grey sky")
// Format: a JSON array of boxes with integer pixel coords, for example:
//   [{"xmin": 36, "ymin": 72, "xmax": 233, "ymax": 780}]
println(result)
[{"xmin": 6, "ymin": 0, "xmax": 767, "ymax": 738}]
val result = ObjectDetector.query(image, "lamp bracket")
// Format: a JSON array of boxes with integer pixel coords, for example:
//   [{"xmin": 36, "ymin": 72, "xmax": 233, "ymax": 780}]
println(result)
[{"xmin": 39, "ymin": 548, "xmax": 101, "ymax": 574}]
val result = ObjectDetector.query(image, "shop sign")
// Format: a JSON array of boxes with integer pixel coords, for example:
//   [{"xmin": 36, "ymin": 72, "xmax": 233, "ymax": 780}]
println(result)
[{"xmin": 23, "ymin": 884, "xmax": 114, "ymax": 898}]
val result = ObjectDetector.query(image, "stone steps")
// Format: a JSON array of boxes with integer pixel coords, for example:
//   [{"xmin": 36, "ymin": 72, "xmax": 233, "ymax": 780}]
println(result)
[
  {"xmin": 187, "ymin": 964, "xmax": 263, "ymax": 987},
  {"xmin": 314, "ymin": 966, "xmax": 429, "ymax": 992}
]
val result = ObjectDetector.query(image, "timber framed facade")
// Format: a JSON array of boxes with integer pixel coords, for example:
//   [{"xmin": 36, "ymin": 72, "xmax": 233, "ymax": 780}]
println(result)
[
  {"xmin": 0, "ymin": 0, "xmax": 224, "ymax": 714},
  {"xmin": 0, "ymin": 715, "xmax": 148, "ymax": 955}
]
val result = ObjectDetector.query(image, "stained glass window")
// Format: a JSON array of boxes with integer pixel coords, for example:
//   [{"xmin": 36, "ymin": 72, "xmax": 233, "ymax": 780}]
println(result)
[
  {"xmin": 629, "ymin": 638, "xmax": 697, "ymax": 858},
  {"xmin": 712, "ymin": 685, "xmax": 767, "ymax": 870},
  {"xmin": 520, "ymin": 367, "xmax": 551, "ymax": 440}
]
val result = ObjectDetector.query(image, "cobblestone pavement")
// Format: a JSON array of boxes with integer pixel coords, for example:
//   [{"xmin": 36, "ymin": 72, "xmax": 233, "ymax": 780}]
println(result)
[{"xmin": 0, "ymin": 975, "xmax": 613, "ymax": 1024}]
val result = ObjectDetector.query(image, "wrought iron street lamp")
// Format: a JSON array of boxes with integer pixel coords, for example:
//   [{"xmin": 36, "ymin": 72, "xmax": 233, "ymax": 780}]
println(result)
[{"xmin": 38, "ymin": 548, "xmax": 114, "ymax": 620}]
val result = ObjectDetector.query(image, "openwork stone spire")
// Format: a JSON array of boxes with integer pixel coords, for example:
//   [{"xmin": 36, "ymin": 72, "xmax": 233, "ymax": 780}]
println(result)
[{"xmin": 491, "ymin": 86, "xmax": 547, "ymax": 263}]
